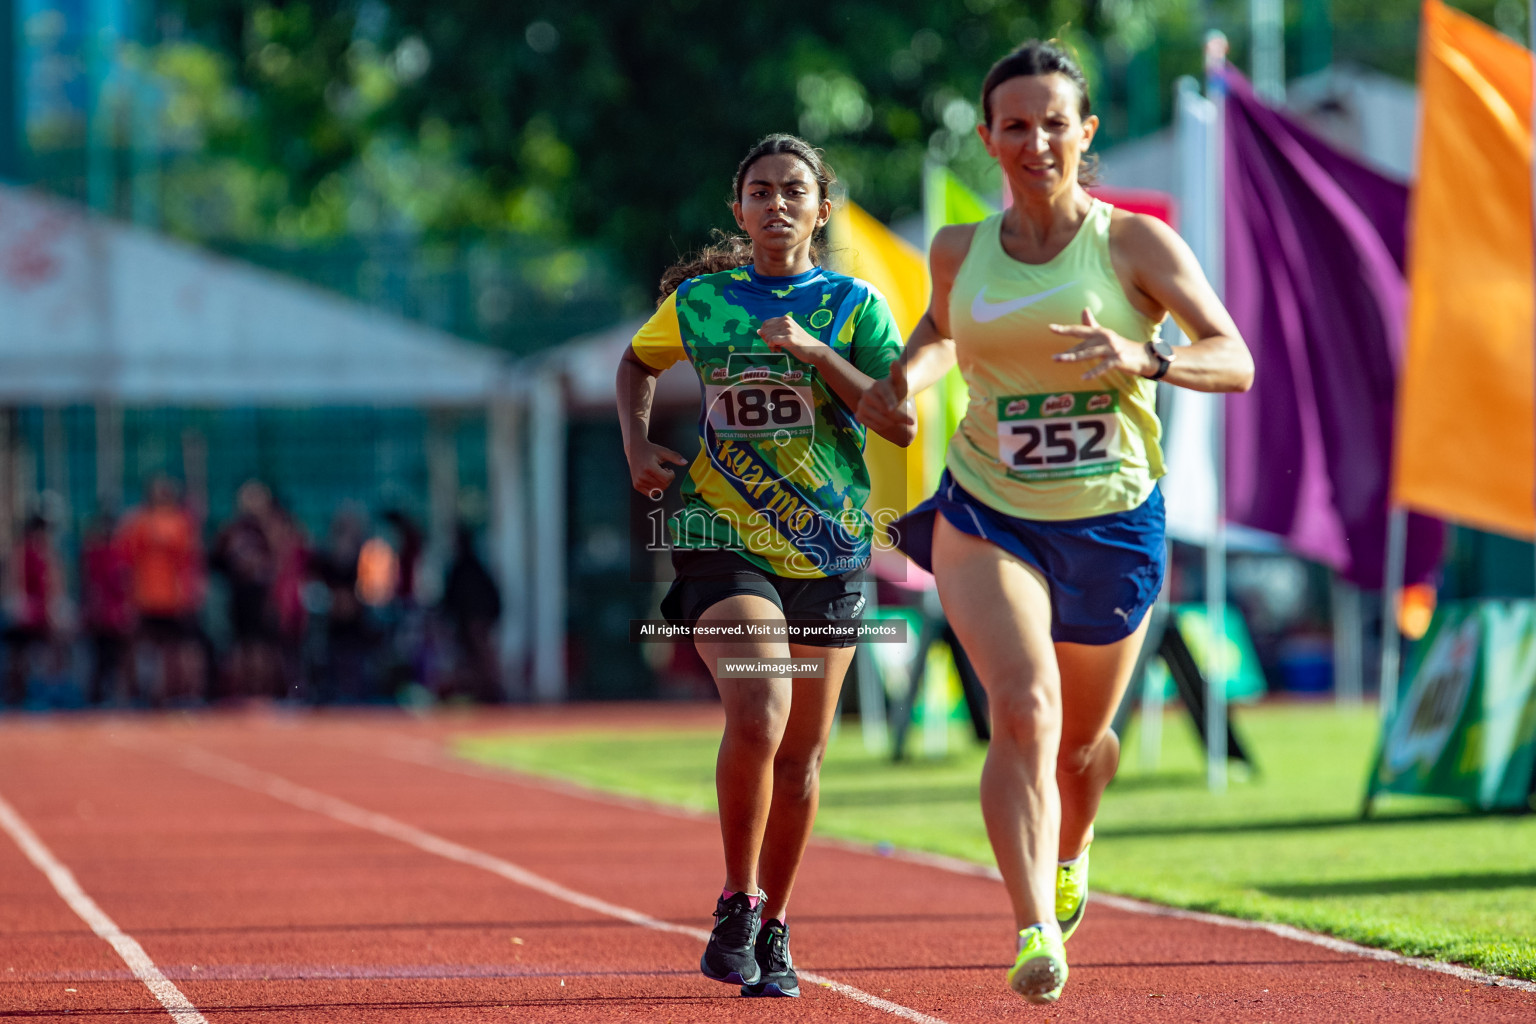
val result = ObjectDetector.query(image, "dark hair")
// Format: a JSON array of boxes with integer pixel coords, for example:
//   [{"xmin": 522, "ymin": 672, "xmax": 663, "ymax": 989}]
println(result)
[
  {"xmin": 658, "ymin": 134, "xmax": 838, "ymax": 300},
  {"xmin": 981, "ymin": 39, "xmax": 1098, "ymax": 186}
]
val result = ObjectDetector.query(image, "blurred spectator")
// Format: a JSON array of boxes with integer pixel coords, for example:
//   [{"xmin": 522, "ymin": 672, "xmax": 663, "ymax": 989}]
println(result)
[
  {"xmin": 211, "ymin": 481, "xmax": 280, "ymax": 699},
  {"xmin": 268, "ymin": 498, "xmax": 311, "ymax": 697},
  {"xmin": 380, "ymin": 509, "xmax": 430, "ymax": 696},
  {"xmin": 381, "ymin": 510, "xmax": 424, "ymax": 607},
  {"xmin": 440, "ymin": 523, "xmax": 502, "ymax": 702},
  {"xmin": 80, "ymin": 513, "xmax": 134, "ymax": 705},
  {"xmin": 314, "ymin": 507, "xmax": 375, "ymax": 701},
  {"xmin": 4, "ymin": 515, "xmax": 66, "ymax": 707},
  {"xmin": 356, "ymin": 535, "xmax": 399, "ymax": 609},
  {"xmin": 119, "ymin": 477, "xmax": 207, "ymax": 704}
]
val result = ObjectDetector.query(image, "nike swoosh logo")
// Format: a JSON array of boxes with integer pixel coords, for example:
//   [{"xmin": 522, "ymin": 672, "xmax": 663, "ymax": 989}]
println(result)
[{"xmin": 969, "ymin": 280, "xmax": 1079, "ymax": 323}]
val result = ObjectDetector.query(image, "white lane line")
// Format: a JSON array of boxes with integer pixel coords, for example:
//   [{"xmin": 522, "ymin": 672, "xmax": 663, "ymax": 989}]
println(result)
[
  {"xmin": 844, "ymin": 843, "xmax": 1536, "ymax": 994},
  {"xmin": 0, "ymin": 789, "xmax": 209, "ymax": 1024},
  {"xmin": 1091, "ymin": 893, "xmax": 1536, "ymax": 994},
  {"xmin": 168, "ymin": 746, "xmax": 951, "ymax": 1024},
  {"xmin": 382, "ymin": 740, "xmax": 1536, "ymax": 995}
]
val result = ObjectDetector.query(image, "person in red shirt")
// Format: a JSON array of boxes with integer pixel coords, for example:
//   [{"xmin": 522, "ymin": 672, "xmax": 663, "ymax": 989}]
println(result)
[
  {"xmin": 118, "ymin": 477, "xmax": 207, "ymax": 704},
  {"xmin": 4, "ymin": 515, "xmax": 64, "ymax": 707},
  {"xmin": 81, "ymin": 512, "xmax": 134, "ymax": 705}
]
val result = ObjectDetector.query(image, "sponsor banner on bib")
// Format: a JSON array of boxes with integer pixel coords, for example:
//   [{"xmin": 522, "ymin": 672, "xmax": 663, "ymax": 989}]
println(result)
[{"xmin": 994, "ymin": 390, "xmax": 1123, "ymax": 482}]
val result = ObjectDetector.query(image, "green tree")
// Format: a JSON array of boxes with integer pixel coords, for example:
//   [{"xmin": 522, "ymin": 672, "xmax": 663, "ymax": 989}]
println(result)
[{"xmin": 148, "ymin": 0, "xmax": 1510, "ymax": 299}]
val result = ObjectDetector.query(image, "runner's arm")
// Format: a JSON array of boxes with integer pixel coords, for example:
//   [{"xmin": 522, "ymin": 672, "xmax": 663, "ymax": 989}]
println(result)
[
  {"xmin": 855, "ymin": 224, "xmax": 974, "ymax": 437},
  {"xmin": 900, "ymin": 223, "xmax": 974, "ymax": 392},
  {"xmin": 758, "ymin": 317, "xmax": 915, "ymax": 447},
  {"xmin": 1113, "ymin": 214, "xmax": 1254, "ymax": 393},
  {"xmin": 616, "ymin": 346, "xmax": 688, "ymax": 497}
]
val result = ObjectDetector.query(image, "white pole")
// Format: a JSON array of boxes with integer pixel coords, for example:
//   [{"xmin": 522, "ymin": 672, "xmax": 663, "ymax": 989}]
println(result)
[
  {"xmin": 856, "ymin": 642, "xmax": 889, "ymax": 754},
  {"xmin": 1204, "ymin": 33, "xmax": 1230, "ymax": 793},
  {"xmin": 1139, "ymin": 659, "xmax": 1165, "ymax": 771},
  {"xmin": 1249, "ymin": 0, "xmax": 1285, "ymax": 104},
  {"xmin": 424, "ymin": 410, "xmax": 459, "ymax": 604},
  {"xmin": 529, "ymin": 367, "xmax": 567, "ymax": 702},
  {"xmin": 1332, "ymin": 576, "xmax": 1363, "ymax": 706},
  {"xmin": 489, "ymin": 388, "xmax": 529, "ymax": 697},
  {"xmin": 1378, "ymin": 505, "xmax": 1408, "ymax": 721},
  {"xmin": 921, "ymin": 651, "xmax": 949, "ymax": 758},
  {"xmin": 1205, "ymin": 478, "xmax": 1228, "ymax": 792}
]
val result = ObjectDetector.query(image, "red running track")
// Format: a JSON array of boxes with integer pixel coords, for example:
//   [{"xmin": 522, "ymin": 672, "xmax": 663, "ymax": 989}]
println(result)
[{"xmin": 0, "ymin": 707, "xmax": 1532, "ymax": 1023}]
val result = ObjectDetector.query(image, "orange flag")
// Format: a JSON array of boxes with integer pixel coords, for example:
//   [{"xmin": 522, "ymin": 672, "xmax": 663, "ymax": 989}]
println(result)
[{"xmin": 1395, "ymin": 0, "xmax": 1534, "ymax": 537}]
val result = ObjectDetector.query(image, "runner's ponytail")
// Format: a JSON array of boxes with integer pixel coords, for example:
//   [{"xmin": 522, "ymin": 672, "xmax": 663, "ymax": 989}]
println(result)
[{"xmin": 657, "ymin": 231, "xmax": 755, "ymax": 300}]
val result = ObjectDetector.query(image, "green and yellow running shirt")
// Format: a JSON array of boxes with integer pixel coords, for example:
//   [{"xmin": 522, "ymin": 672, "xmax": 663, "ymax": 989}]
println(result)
[
  {"xmin": 632, "ymin": 265, "xmax": 903, "ymax": 578},
  {"xmin": 946, "ymin": 202, "xmax": 1165, "ymax": 520}
]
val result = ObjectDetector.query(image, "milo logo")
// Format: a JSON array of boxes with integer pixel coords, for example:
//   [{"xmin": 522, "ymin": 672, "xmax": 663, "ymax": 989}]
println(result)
[
  {"xmin": 1087, "ymin": 394, "xmax": 1113, "ymax": 412},
  {"xmin": 783, "ymin": 370, "xmax": 805, "ymax": 383},
  {"xmin": 710, "ymin": 367, "xmax": 730, "ymax": 382},
  {"xmin": 1041, "ymin": 394, "xmax": 1075, "ymax": 417},
  {"xmin": 1004, "ymin": 398, "xmax": 1031, "ymax": 417},
  {"xmin": 740, "ymin": 368, "xmax": 772, "ymax": 382}
]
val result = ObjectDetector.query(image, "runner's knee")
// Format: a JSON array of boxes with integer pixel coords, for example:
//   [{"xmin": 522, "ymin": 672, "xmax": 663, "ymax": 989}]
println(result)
[
  {"xmin": 1057, "ymin": 730, "xmax": 1118, "ymax": 779},
  {"xmin": 988, "ymin": 683, "xmax": 1061, "ymax": 751},
  {"xmin": 771, "ymin": 745, "xmax": 826, "ymax": 802},
  {"xmin": 722, "ymin": 693, "xmax": 791, "ymax": 752}
]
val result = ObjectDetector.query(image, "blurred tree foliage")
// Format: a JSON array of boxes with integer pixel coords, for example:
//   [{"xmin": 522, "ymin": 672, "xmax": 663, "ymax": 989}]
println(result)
[{"xmin": 146, "ymin": 0, "xmax": 1506, "ymax": 290}]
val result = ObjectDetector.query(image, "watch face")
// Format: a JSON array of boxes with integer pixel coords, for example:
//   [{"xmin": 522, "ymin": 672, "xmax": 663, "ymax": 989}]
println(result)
[{"xmin": 1151, "ymin": 337, "xmax": 1175, "ymax": 358}]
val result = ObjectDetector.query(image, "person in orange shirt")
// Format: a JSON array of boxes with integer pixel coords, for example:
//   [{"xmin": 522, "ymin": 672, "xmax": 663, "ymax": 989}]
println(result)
[{"xmin": 118, "ymin": 477, "xmax": 207, "ymax": 704}]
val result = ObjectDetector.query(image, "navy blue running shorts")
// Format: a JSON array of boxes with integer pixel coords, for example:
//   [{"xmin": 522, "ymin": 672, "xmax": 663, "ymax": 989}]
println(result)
[{"xmin": 890, "ymin": 470, "xmax": 1165, "ymax": 646}]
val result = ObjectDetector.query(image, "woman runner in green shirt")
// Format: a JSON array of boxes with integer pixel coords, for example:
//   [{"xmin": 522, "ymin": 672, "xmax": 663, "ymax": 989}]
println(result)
[
  {"xmin": 618, "ymin": 134, "xmax": 912, "ymax": 997},
  {"xmin": 860, "ymin": 41, "xmax": 1254, "ymax": 1003}
]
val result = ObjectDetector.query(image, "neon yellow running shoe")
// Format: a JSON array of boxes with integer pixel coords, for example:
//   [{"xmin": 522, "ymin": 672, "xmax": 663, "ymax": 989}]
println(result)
[
  {"xmin": 1056, "ymin": 840, "xmax": 1091, "ymax": 942},
  {"xmin": 1006, "ymin": 925, "xmax": 1068, "ymax": 1003}
]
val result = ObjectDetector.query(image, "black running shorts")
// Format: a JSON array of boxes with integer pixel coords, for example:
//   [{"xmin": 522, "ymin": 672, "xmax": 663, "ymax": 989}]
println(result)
[{"xmin": 660, "ymin": 548, "xmax": 868, "ymax": 649}]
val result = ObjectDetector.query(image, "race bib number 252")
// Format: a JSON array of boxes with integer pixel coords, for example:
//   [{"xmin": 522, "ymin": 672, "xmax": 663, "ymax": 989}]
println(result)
[{"xmin": 995, "ymin": 390, "xmax": 1122, "ymax": 481}]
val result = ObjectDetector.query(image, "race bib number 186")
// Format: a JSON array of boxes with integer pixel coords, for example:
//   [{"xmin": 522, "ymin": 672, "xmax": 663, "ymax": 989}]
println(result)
[
  {"xmin": 705, "ymin": 379, "xmax": 815, "ymax": 441},
  {"xmin": 995, "ymin": 390, "xmax": 1122, "ymax": 481}
]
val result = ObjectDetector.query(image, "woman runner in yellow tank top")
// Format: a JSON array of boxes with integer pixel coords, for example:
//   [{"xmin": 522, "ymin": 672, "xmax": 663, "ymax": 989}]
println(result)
[{"xmin": 859, "ymin": 41, "xmax": 1253, "ymax": 1004}]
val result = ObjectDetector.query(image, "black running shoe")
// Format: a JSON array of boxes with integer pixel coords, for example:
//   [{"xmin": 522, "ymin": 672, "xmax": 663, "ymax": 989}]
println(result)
[
  {"xmin": 741, "ymin": 918, "xmax": 799, "ymax": 998},
  {"xmin": 700, "ymin": 892, "xmax": 762, "ymax": 985}
]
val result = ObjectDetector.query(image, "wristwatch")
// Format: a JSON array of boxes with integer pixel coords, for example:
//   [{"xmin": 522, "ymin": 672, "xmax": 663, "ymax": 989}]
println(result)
[{"xmin": 1145, "ymin": 337, "xmax": 1175, "ymax": 381}]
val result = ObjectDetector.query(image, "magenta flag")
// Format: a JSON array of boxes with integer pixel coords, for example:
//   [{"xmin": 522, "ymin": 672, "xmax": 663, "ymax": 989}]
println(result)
[{"xmin": 1222, "ymin": 69, "xmax": 1442, "ymax": 587}]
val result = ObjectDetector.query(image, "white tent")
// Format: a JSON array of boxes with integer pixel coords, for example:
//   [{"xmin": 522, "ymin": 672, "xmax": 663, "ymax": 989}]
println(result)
[
  {"xmin": 0, "ymin": 184, "xmax": 514, "ymax": 403},
  {"xmin": 0, "ymin": 183, "xmax": 549, "ymax": 696}
]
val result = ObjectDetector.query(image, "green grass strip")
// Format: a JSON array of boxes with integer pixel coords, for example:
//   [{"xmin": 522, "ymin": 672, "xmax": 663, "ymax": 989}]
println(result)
[{"xmin": 455, "ymin": 703, "xmax": 1536, "ymax": 980}]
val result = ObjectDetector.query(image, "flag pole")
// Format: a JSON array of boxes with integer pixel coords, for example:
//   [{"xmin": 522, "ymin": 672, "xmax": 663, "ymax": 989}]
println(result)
[
  {"xmin": 1379, "ymin": 505, "xmax": 1408, "ymax": 720},
  {"xmin": 1204, "ymin": 31, "xmax": 1230, "ymax": 793},
  {"xmin": 1249, "ymin": 0, "xmax": 1285, "ymax": 103},
  {"xmin": 1332, "ymin": 575, "xmax": 1363, "ymax": 706}
]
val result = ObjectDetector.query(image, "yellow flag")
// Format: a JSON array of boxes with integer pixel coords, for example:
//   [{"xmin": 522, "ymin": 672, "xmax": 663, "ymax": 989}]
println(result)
[
  {"xmin": 1395, "ymin": 0, "xmax": 1534, "ymax": 536},
  {"xmin": 827, "ymin": 203, "xmax": 934, "ymax": 525}
]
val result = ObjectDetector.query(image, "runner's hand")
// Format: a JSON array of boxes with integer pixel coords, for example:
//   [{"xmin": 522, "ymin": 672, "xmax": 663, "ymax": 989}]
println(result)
[
  {"xmin": 1050, "ymin": 308, "xmax": 1156, "ymax": 380},
  {"xmin": 758, "ymin": 315, "xmax": 828, "ymax": 361},
  {"xmin": 856, "ymin": 359, "xmax": 917, "ymax": 443},
  {"xmin": 626, "ymin": 439, "xmax": 688, "ymax": 499}
]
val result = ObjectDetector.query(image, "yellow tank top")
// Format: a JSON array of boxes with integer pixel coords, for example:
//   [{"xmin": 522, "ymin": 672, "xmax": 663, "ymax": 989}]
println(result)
[{"xmin": 945, "ymin": 202, "xmax": 1164, "ymax": 520}]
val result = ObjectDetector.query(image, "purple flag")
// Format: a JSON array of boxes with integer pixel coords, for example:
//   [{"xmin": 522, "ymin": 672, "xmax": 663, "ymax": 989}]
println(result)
[{"xmin": 1222, "ymin": 69, "xmax": 1442, "ymax": 588}]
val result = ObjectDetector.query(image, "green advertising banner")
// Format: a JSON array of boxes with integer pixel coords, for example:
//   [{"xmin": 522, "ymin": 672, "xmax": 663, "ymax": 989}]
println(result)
[{"xmin": 1367, "ymin": 600, "xmax": 1536, "ymax": 812}]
